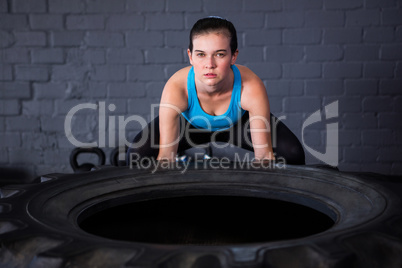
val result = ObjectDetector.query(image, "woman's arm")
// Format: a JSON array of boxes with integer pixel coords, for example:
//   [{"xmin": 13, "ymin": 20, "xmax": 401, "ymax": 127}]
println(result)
[
  {"xmin": 239, "ymin": 66, "xmax": 275, "ymax": 161},
  {"xmin": 157, "ymin": 68, "xmax": 189, "ymax": 161}
]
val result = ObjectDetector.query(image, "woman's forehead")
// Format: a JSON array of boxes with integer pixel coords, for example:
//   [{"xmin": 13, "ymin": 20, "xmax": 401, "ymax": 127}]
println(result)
[
  {"xmin": 192, "ymin": 31, "xmax": 231, "ymax": 47},
  {"xmin": 193, "ymin": 29, "xmax": 231, "ymax": 40}
]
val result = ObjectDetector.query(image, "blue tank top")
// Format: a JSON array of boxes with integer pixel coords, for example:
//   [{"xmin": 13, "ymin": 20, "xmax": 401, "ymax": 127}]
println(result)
[{"xmin": 182, "ymin": 65, "xmax": 245, "ymax": 131}]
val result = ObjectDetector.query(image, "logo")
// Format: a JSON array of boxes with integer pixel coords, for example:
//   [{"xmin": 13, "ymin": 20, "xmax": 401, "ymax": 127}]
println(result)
[
  {"xmin": 64, "ymin": 101, "xmax": 339, "ymax": 166},
  {"xmin": 302, "ymin": 101, "xmax": 339, "ymax": 167}
]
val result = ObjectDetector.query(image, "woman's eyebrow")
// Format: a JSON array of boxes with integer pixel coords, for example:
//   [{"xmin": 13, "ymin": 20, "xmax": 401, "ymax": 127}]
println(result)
[{"xmin": 194, "ymin": 49, "xmax": 227, "ymax": 53}]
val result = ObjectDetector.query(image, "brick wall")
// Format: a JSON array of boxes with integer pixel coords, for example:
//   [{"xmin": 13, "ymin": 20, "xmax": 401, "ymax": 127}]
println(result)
[{"xmin": 0, "ymin": 0, "xmax": 401, "ymax": 178}]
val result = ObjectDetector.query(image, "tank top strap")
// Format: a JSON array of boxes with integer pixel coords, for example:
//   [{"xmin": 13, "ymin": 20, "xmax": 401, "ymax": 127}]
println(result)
[
  {"xmin": 231, "ymin": 64, "xmax": 242, "ymax": 110},
  {"xmin": 186, "ymin": 66, "xmax": 196, "ymax": 111}
]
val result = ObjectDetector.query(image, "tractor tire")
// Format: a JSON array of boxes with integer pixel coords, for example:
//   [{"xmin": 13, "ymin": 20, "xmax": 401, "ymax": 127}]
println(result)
[{"xmin": 0, "ymin": 163, "xmax": 401, "ymax": 268}]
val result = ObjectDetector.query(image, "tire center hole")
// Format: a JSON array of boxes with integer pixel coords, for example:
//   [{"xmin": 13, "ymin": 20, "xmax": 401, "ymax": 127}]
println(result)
[{"xmin": 79, "ymin": 195, "xmax": 334, "ymax": 245}]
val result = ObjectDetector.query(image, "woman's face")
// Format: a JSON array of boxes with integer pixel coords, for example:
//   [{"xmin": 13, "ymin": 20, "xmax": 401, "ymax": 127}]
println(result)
[{"xmin": 188, "ymin": 31, "xmax": 238, "ymax": 89}]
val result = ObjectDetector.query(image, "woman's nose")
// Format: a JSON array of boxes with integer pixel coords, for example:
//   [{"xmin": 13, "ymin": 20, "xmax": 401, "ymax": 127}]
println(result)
[{"xmin": 205, "ymin": 56, "xmax": 216, "ymax": 68}]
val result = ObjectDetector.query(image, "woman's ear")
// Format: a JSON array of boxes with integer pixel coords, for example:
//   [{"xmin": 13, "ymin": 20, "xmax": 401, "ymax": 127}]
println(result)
[
  {"xmin": 187, "ymin": 49, "xmax": 193, "ymax": 65},
  {"xmin": 231, "ymin": 49, "xmax": 239, "ymax": 65}
]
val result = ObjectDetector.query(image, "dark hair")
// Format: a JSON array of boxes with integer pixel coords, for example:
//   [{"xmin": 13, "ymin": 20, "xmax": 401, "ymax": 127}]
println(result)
[{"xmin": 189, "ymin": 17, "xmax": 238, "ymax": 55}]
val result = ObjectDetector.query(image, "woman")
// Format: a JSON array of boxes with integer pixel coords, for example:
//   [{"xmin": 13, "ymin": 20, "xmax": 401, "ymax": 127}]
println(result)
[{"xmin": 127, "ymin": 17, "xmax": 304, "ymax": 165}]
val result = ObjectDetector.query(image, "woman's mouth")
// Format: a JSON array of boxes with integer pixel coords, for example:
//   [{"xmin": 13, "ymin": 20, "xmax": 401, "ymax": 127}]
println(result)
[{"xmin": 204, "ymin": 73, "xmax": 217, "ymax": 78}]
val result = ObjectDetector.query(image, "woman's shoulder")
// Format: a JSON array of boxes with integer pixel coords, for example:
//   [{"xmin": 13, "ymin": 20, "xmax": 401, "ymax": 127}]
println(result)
[
  {"xmin": 236, "ymin": 64, "xmax": 265, "ymax": 91},
  {"xmin": 237, "ymin": 64, "xmax": 268, "ymax": 110},
  {"xmin": 164, "ymin": 66, "xmax": 191, "ymax": 90},
  {"xmin": 160, "ymin": 66, "xmax": 192, "ymax": 112},
  {"xmin": 236, "ymin": 64, "xmax": 259, "ymax": 82},
  {"xmin": 170, "ymin": 66, "xmax": 192, "ymax": 82}
]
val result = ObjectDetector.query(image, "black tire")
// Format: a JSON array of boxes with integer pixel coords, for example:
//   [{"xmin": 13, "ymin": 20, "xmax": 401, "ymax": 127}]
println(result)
[{"xmin": 0, "ymin": 163, "xmax": 401, "ymax": 268}]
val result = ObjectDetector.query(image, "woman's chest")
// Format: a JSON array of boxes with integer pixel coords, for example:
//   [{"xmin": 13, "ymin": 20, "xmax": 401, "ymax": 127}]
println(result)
[{"xmin": 196, "ymin": 91, "xmax": 233, "ymax": 116}]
